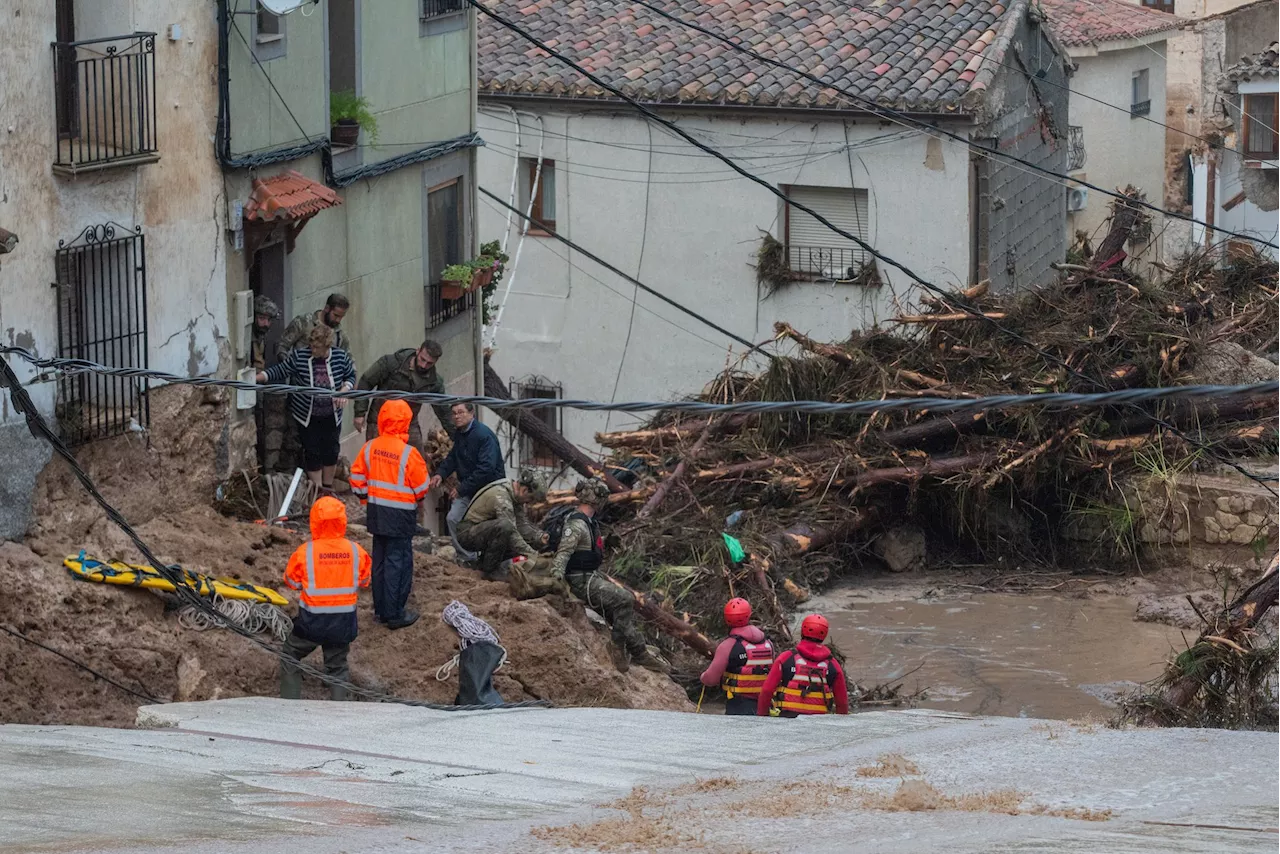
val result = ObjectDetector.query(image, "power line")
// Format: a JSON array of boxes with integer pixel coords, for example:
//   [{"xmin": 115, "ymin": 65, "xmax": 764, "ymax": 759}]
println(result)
[
  {"xmin": 0, "ymin": 623, "xmax": 161, "ymax": 705},
  {"xmin": 3, "ymin": 346, "xmax": 1274, "ymax": 418},
  {"xmin": 618, "ymin": 0, "xmax": 1276, "ymax": 249}
]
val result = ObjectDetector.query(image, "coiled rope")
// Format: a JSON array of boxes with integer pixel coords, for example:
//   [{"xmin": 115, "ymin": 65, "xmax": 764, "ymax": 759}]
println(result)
[
  {"xmin": 436, "ymin": 600, "xmax": 508, "ymax": 682},
  {"xmin": 177, "ymin": 593, "xmax": 293, "ymax": 642}
]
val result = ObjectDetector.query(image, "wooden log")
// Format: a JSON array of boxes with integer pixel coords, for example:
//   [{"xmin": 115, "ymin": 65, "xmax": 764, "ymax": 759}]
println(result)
[
  {"xmin": 605, "ymin": 575, "xmax": 717, "ymax": 659},
  {"xmin": 1103, "ymin": 394, "xmax": 1276, "ymax": 436},
  {"xmin": 894, "ymin": 312, "xmax": 1007, "ymax": 323},
  {"xmin": 773, "ymin": 509, "xmax": 876, "ymax": 556},
  {"xmin": 530, "ymin": 486, "xmax": 653, "ymax": 513},
  {"xmin": 1091, "ymin": 185, "xmax": 1145, "ymax": 272},
  {"xmin": 1158, "ymin": 556, "xmax": 1278, "ymax": 713},
  {"xmin": 773, "ymin": 321, "xmax": 855, "ymax": 365},
  {"xmin": 691, "ymin": 446, "xmax": 836, "ymax": 481},
  {"xmin": 961, "ymin": 281, "xmax": 989, "ymax": 300},
  {"xmin": 637, "ymin": 417, "xmax": 717, "ymax": 518},
  {"xmin": 878, "ymin": 412, "xmax": 987, "ymax": 448},
  {"xmin": 484, "ymin": 358, "xmax": 627, "ymax": 492},
  {"xmin": 776, "ymin": 452, "xmax": 996, "ymax": 494},
  {"xmin": 596, "ymin": 415, "xmax": 752, "ymax": 448},
  {"xmin": 896, "ymin": 369, "xmax": 945, "ymax": 388},
  {"xmin": 746, "ymin": 554, "xmax": 792, "ymax": 642}
]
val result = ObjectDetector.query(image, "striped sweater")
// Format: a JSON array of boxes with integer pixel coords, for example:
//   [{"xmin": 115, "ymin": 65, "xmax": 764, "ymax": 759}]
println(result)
[{"xmin": 264, "ymin": 347, "xmax": 357, "ymax": 427}]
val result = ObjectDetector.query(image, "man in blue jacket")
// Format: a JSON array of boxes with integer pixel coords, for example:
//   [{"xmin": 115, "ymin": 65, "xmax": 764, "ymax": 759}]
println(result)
[{"xmin": 429, "ymin": 403, "xmax": 506, "ymax": 563}]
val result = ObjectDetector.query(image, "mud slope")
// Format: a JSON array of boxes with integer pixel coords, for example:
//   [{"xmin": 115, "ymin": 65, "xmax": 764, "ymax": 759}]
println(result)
[{"xmin": 2, "ymin": 386, "xmax": 691, "ymax": 726}]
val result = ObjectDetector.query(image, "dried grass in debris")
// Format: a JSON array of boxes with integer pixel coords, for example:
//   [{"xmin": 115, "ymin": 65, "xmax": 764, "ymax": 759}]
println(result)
[
  {"xmin": 530, "ymin": 814, "xmax": 696, "ymax": 852},
  {"xmin": 859, "ymin": 779, "xmax": 1112, "ymax": 821}
]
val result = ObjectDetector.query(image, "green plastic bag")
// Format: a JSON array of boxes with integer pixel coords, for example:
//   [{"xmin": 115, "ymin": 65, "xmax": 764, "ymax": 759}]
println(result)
[{"xmin": 721, "ymin": 533, "xmax": 746, "ymax": 564}]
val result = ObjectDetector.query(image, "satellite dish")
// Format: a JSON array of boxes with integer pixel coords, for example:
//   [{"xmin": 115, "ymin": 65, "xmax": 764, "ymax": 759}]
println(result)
[{"xmin": 258, "ymin": 0, "xmax": 308, "ymax": 14}]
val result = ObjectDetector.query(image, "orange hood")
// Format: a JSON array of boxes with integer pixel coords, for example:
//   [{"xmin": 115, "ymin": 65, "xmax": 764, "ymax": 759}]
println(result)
[
  {"xmin": 309, "ymin": 495, "xmax": 348, "ymax": 539},
  {"xmin": 377, "ymin": 399, "xmax": 413, "ymax": 443}
]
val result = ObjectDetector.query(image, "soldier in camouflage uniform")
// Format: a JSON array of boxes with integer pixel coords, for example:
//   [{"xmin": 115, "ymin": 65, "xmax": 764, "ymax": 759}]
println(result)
[
  {"xmin": 454, "ymin": 468, "xmax": 549, "ymax": 580},
  {"xmin": 547, "ymin": 478, "xmax": 669, "ymax": 674}
]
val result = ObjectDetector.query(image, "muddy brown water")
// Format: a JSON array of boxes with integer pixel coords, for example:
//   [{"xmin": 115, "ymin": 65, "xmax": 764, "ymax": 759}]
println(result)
[{"xmin": 828, "ymin": 593, "xmax": 1190, "ymax": 720}]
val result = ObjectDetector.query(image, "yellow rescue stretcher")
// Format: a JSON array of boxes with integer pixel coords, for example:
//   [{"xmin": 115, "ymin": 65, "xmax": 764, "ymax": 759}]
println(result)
[{"xmin": 64, "ymin": 552, "xmax": 288, "ymax": 606}]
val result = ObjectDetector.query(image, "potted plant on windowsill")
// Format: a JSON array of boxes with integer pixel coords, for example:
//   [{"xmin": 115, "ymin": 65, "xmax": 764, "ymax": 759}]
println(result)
[
  {"xmin": 330, "ymin": 90, "xmax": 378, "ymax": 149},
  {"xmin": 439, "ymin": 254, "xmax": 501, "ymax": 300}
]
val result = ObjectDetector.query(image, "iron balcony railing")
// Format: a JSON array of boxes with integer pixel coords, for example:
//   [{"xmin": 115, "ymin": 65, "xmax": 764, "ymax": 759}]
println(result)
[
  {"xmin": 426, "ymin": 282, "xmax": 474, "ymax": 328},
  {"xmin": 52, "ymin": 32, "xmax": 158, "ymax": 172},
  {"xmin": 787, "ymin": 245, "xmax": 867, "ymax": 281},
  {"xmin": 422, "ymin": 0, "xmax": 465, "ymax": 17},
  {"xmin": 1131, "ymin": 99, "xmax": 1152, "ymax": 118},
  {"xmin": 1068, "ymin": 125, "xmax": 1086, "ymax": 171}
]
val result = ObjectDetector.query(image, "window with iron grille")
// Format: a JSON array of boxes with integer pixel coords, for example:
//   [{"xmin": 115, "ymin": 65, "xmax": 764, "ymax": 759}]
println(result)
[
  {"xmin": 511, "ymin": 377, "xmax": 561, "ymax": 468},
  {"xmin": 425, "ymin": 178, "xmax": 473, "ymax": 327},
  {"xmin": 422, "ymin": 0, "xmax": 465, "ymax": 18},
  {"xmin": 1242, "ymin": 93, "xmax": 1279, "ymax": 160},
  {"xmin": 54, "ymin": 223, "xmax": 150, "ymax": 444},
  {"xmin": 51, "ymin": 32, "xmax": 158, "ymax": 173},
  {"xmin": 783, "ymin": 185, "xmax": 870, "ymax": 280},
  {"xmin": 1067, "ymin": 125, "xmax": 1086, "ymax": 171},
  {"xmin": 1131, "ymin": 69, "xmax": 1151, "ymax": 117}
]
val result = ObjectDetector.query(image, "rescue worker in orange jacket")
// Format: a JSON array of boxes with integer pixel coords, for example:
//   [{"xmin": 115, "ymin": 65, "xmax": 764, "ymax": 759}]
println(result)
[
  {"xmin": 757, "ymin": 614, "xmax": 850, "ymax": 717},
  {"xmin": 700, "ymin": 598, "xmax": 777, "ymax": 715},
  {"xmin": 280, "ymin": 495, "xmax": 372, "ymax": 700},
  {"xmin": 349, "ymin": 399, "xmax": 430, "ymax": 630}
]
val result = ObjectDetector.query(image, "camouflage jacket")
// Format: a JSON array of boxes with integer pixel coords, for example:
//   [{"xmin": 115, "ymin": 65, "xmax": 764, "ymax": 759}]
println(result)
[
  {"xmin": 460, "ymin": 479, "xmax": 545, "ymax": 557},
  {"xmin": 548, "ymin": 516, "xmax": 592, "ymax": 579},
  {"xmin": 352, "ymin": 348, "xmax": 450, "ymax": 431},
  {"xmin": 276, "ymin": 309, "xmax": 349, "ymax": 361}
]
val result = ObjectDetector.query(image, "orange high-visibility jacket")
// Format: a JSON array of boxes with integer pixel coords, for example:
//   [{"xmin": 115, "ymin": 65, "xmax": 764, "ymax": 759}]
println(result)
[
  {"xmin": 284, "ymin": 496, "xmax": 372, "ymax": 616},
  {"xmin": 349, "ymin": 399, "xmax": 430, "ymax": 516}
]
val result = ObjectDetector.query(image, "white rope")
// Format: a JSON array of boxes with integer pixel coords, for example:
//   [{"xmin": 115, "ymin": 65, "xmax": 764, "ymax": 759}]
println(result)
[
  {"xmin": 485, "ymin": 111, "xmax": 545, "ymax": 350},
  {"xmin": 436, "ymin": 600, "xmax": 507, "ymax": 682},
  {"xmin": 177, "ymin": 593, "xmax": 293, "ymax": 642}
]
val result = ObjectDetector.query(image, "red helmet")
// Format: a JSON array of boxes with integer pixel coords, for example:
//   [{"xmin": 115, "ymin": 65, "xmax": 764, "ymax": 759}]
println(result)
[
  {"xmin": 724, "ymin": 598, "xmax": 753, "ymax": 628},
  {"xmin": 800, "ymin": 613, "xmax": 829, "ymax": 642}
]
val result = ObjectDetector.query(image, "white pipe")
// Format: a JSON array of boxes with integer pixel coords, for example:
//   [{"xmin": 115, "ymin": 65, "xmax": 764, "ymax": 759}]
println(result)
[
  {"xmin": 486, "ymin": 112, "xmax": 545, "ymax": 351},
  {"xmin": 499, "ymin": 105, "xmax": 522, "ymax": 252},
  {"xmin": 276, "ymin": 467, "xmax": 303, "ymax": 520}
]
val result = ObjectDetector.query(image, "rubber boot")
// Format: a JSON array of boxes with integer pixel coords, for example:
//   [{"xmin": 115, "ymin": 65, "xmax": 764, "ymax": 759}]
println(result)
[{"xmin": 608, "ymin": 643, "xmax": 631, "ymax": 674}]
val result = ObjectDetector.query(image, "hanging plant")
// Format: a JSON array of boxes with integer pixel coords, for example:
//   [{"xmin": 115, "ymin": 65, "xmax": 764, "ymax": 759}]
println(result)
[{"xmin": 754, "ymin": 230, "xmax": 792, "ymax": 297}]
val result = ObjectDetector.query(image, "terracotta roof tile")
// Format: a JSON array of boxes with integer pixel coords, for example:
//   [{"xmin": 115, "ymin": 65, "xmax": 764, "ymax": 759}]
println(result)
[
  {"xmin": 244, "ymin": 171, "xmax": 342, "ymax": 223},
  {"xmin": 478, "ymin": 0, "xmax": 1033, "ymax": 113},
  {"xmin": 1040, "ymin": 0, "xmax": 1182, "ymax": 46},
  {"xmin": 1224, "ymin": 41, "xmax": 1278, "ymax": 83}
]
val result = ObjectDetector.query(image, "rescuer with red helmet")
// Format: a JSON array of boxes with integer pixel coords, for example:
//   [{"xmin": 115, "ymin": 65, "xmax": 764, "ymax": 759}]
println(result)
[
  {"xmin": 757, "ymin": 613, "xmax": 849, "ymax": 717},
  {"xmin": 700, "ymin": 598, "xmax": 777, "ymax": 715}
]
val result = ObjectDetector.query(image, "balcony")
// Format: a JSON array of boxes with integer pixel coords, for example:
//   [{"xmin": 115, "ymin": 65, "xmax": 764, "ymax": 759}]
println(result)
[
  {"xmin": 52, "ymin": 33, "xmax": 159, "ymax": 176},
  {"xmin": 787, "ymin": 245, "xmax": 869, "ymax": 282},
  {"xmin": 1130, "ymin": 99, "xmax": 1151, "ymax": 118},
  {"xmin": 1068, "ymin": 125, "xmax": 1086, "ymax": 171},
  {"xmin": 422, "ymin": 0, "xmax": 465, "ymax": 17}
]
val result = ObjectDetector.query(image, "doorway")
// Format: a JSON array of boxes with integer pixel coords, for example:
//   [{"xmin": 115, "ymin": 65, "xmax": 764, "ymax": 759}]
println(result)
[{"xmin": 249, "ymin": 241, "xmax": 288, "ymax": 363}]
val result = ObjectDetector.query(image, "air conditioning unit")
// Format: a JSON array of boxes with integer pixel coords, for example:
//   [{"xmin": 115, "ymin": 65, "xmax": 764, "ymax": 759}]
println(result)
[{"xmin": 1066, "ymin": 187, "xmax": 1088, "ymax": 213}]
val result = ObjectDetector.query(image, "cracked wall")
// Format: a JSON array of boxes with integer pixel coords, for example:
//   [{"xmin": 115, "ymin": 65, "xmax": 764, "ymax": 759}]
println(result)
[{"xmin": 0, "ymin": 1, "xmax": 228, "ymax": 538}]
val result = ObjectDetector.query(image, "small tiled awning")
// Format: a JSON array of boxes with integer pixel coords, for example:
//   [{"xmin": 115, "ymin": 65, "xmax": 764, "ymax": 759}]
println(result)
[{"xmin": 244, "ymin": 170, "xmax": 342, "ymax": 223}]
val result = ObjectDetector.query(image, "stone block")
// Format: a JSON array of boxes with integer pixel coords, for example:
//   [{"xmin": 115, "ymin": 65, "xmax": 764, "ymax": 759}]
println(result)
[
  {"xmin": 1204, "ymin": 516, "xmax": 1221, "ymax": 533},
  {"xmin": 1216, "ymin": 496, "xmax": 1235, "ymax": 512},
  {"xmin": 1230, "ymin": 524, "xmax": 1259, "ymax": 545},
  {"xmin": 1216, "ymin": 511, "xmax": 1241, "ymax": 529}
]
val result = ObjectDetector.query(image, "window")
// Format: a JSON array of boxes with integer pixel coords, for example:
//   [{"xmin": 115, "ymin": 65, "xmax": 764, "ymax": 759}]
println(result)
[
  {"xmin": 254, "ymin": 2, "xmax": 286, "ymax": 61},
  {"xmin": 54, "ymin": 223, "xmax": 150, "ymax": 444},
  {"xmin": 522, "ymin": 158, "xmax": 556, "ymax": 233},
  {"xmin": 1140, "ymin": 0, "xmax": 1174, "ymax": 12},
  {"xmin": 1131, "ymin": 69, "xmax": 1151, "ymax": 117},
  {"xmin": 512, "ymin": 377, "xmax": 562, "ymax": 468},
  {"xmin": 782, "ymin": 185, "xmax": 870, "ymax": 280},
  {"xmin": 422, "ymin": 0, "xmax": 465, "ymax": 18},
  {"xmin": 1242, "ymin": 93, "xmax": 1279, "ymax": 160},
  {"xmin": 426, "ymin": 178, "xmax": 471, "ymax": 327}
]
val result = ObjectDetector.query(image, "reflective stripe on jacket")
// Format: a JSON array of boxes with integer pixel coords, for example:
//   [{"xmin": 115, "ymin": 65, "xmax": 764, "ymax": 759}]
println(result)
[
  {"xmin": 291, "ymin": 541, "xmax": 362, "ymax": 614},
  {"xmin": 349, "ymin": 430, "xmax": 429, "ymax": 537},
  {"xmin": 721, "ymin": 638, "xmax": 776, "ymax": 699},
  {"xmin": 770, "ymin": 653, "xmax": 834, "ymax": 715}
]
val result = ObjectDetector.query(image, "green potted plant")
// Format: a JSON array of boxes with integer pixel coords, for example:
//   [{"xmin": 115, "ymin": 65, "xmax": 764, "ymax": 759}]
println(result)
[
  {"xmin": 329, "ymin": 90, "xmax": 378, "ymax": 148},
  {"xmin": 440, "ymin": 263, "xmax": 474, "ymax": 300}
]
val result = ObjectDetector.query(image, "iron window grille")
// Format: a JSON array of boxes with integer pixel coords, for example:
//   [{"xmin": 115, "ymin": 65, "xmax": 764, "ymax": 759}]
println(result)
[
  {"xmin": 426, "ymin": 179, "xmax": 472, "ymax": 327},
  {"xmin": 53, "ymin": 223, "xmax": 150, "ymax": 445},
  {"xmin": 1131, "ymin": 69, "xmax": 1151, "ymax": 118},
  {"xmin": 51, "ymin": 33, "xmax": 158, "ymax": 172},
  {"xmin": 1067, "ymin": 125, "xmax": 1086, "ymax": 171},
  {"xmin": 786, "ymin": 246, "xmax": 867, "ymax": 280},
  {"xmin": 422, "ymin": 0, "xmax": 465, "ymax": 18},
  {"xmin": 511, "ymin": 376, "xmax": 562, "ymax": 468}
]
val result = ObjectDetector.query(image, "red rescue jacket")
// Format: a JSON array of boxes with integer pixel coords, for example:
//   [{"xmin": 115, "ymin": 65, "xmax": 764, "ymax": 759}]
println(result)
[{"xmin": 757, "ymin": 640, "xmax": 849, "ymax": 716}]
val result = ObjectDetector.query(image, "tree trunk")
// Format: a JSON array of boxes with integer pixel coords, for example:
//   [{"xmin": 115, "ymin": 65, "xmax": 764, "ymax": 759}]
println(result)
[
  {"xmin": 484, "ymin": 357, "xmax": 627, "ymax": 492},
  {"xmin": 894, "ymin": 312, "xmax": 1007, "ymax": 323},
  {"xmin": 1102, "ymin": 394, "xmax": 1275, "ymax": 436},
  {"xmin": 1092, "ymin": 185, "xmax": 1145, "ymax": 272},
  {"xmin": 605, "ymin": 575, "xmax": 717, "ymax": 658},
  {"xmin": 531, "ymin": 486, "xmax": 653, "ymax": 513},
  {"xmin": 772, "ymin": 510, "xmax": 876, "ymax": 556},
  {"xmin": 878, "ymin": 412, "xmax": 987, "ymax": 448},
  {"xmin": 773, "ymin": 321, "xmax": 856, "ymax": 365},
  {"xmin": 637, "ymin": 417, "xmax": 717, "ymax": 518},
  {"xmin": 777, "ymin": 452, "xmax": 996, "ymax": 494},
  {"xmin": 596, "ymin": 415, "xmax": 753, "ymax": 448},
  {"xmin": 691, "ymin": 446, "xmax": 836, "ymax": 481}
]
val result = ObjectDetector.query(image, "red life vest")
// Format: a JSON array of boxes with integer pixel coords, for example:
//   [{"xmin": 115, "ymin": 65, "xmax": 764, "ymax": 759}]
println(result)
[
  {"xmin": 721, "ymin": 637, "xmax": 776, "ymax": 699},
  {"xmin": 770, "ymin": 652, "xmax": 834, "ymax": 716}
]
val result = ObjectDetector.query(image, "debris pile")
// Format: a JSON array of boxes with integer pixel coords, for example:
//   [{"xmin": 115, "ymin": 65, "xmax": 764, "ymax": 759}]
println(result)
[{"xmin": 568, "ymin": 245, "xmax": 1277, "ymax": 650}]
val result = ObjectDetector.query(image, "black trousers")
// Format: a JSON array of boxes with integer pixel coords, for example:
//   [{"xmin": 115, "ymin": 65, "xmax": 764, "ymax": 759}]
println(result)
[
  {"xmin": 725, "ymin": 696, "xmax": 758, "ymax": 716},
  {"xmin": 279, "ymin": 632, "xmax": 350, "ymax": 700},
  {"xmin": 371, "ymin": 535, "xmax": 414, "ymax": 622}
]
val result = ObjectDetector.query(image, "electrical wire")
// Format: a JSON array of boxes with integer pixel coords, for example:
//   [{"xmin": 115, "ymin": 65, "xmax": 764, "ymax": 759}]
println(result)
[
  {"xmin": 0, "ymin": 623, "xmax": 161, "ymax": 704},
  {"xmin": 615, "ymin": 0, "xmax": 1277, "ymax": 249},
  {"xmin": 3, "ymin": 346, "xmax": 1273, "ymax": 419}
]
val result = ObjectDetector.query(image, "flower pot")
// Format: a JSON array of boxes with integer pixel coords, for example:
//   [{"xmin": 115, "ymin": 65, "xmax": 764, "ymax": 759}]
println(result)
[
  {"xmin": 440, "ymin": 280, "xmax": 468, "ymax": 300},
  {"xmin": 470, "ymin": 266, "xmax": 494, "ymax": 290},
  {"xmin": 331, "ymin": 119, "xmax": 360, "ymax": 148}
]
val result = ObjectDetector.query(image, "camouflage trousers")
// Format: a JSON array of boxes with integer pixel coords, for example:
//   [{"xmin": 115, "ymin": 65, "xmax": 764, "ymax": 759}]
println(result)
[
  {"xmin": 455, "ymin": 518, "xmax": 536, "ymax": 577},
  {"xmin": 567, "ymin": 572, "xmax": 647, "ymax": 657}
]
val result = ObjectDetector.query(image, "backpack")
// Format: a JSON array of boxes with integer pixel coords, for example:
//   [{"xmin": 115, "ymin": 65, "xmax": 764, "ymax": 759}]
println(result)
[{"xmin": 541, "ymin": 504, "xmax": 577, "ymax": 552}]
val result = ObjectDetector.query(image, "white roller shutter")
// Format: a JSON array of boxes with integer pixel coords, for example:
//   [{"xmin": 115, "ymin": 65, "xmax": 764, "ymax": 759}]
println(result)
[{"xmin": 786, "ymin": 186, "xmax": 869, "ymax": 276}]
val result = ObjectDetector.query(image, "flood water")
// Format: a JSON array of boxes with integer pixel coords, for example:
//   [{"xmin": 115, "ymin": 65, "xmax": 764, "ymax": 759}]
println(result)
[{"xmin": 827, "ymin": 593, "xmax": 1190, "ymax": 720}]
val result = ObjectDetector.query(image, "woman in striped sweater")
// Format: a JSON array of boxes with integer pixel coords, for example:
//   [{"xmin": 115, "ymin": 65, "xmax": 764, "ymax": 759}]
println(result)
[{"xmin": 257, "ymin": 323, "xmax": 356, "ymax": 493}]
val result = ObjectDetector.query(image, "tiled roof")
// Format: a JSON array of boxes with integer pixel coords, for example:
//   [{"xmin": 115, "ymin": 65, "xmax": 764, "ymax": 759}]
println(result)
[
  {"xmin": 1039, "ymin": 0, "xmax": 1180, "ymax": 47},
  {"xmin": 478, "ymin": 0, "xmax": 1033, "ymax": 114},
  {"xmin": 1224, "ymin": 41, "xmax": 1278, "ymax": 82},
  {"xmin": 244, "ymin": 170, "xmax": 342, "ymax": 222}
]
